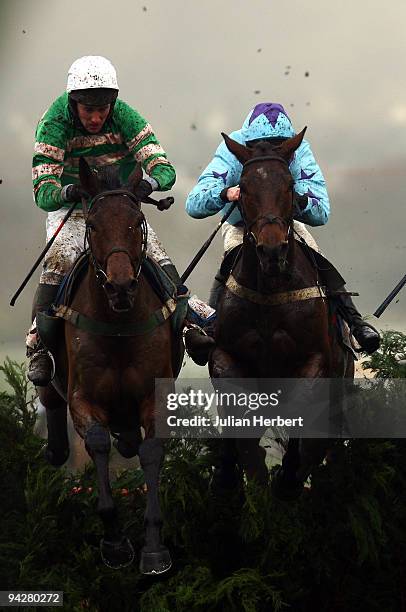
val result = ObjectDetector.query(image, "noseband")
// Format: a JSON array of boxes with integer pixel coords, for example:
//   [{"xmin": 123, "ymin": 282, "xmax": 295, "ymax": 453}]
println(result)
[
  {"xmin": 84, "ymin": 189, "xmax": 148, "ymax": 287},
  {"xmin": 239, "ymin": 154, "xmax": 294, "ymax": 247}
]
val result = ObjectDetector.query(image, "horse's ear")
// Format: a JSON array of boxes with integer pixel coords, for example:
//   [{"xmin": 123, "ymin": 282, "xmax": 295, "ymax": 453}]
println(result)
[
  {"xmin": 222, "ymin": 132, "xmax": 251, "ymax": 165},
  {"xmin": 275, "ymin": 127, "xmax": 307, "ymax": 161},
  {"xmin": 79, "ymin": 157, "xmax": 99, "ymax": 197},
  {"xmin": 127, "ymin": 162, "xmax": 143, "ymax": 194}
]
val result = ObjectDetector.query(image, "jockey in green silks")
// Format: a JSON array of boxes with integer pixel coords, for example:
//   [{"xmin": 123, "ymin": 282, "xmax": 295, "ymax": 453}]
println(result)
[{"xmin": 27, "ymin": 55, "xmax": 213, "ymax": 385}]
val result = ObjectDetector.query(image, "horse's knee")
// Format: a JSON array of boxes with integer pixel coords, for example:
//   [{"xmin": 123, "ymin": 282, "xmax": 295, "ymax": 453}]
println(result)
[{"xmin": 85, "ymin": 422, "xmax": 111, "ymax": 454}]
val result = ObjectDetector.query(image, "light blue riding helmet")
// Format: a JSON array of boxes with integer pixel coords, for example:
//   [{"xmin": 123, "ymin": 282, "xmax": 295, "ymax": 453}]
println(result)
[{"xmin": 241, "ymin": 103, "xmax": 296, "ymax": 142}]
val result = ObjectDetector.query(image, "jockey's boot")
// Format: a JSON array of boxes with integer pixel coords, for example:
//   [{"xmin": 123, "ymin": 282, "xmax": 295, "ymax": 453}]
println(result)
[
  {"xmin": 161, "ymin": 262, "xmax": 215, "ymax": 366},
  {"xmin": 208, "ymin": 271, "xmax": 226, "ymax": 310},
  {"xmin": 27, "ymin": 283, "xmax": 59, "ymax": 386},
  {"xmin": 208, "ymin": 247, "xmax": 238, "ymax": 312},
  {"xmin": 312, "ymin": 249, "xmax": 381, "ymax": 355},
  {"xmin": 335, "ymin": 288, "xmax": 380, "ymax": 354}
]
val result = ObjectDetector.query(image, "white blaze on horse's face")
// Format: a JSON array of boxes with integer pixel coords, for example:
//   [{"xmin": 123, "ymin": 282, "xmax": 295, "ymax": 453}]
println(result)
[{"xmin": 256, "ymin": 167, "xmax": 269, "ymax": 180}]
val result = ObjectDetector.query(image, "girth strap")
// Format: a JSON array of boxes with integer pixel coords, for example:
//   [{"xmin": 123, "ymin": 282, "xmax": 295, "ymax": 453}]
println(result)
[
  {"xmin": 225, "ymin": 274, "xmax": 327, "ymax": 306},
  {"xmin": 53, "ymin": 298, "xmax": 178, "ymax": 336}
]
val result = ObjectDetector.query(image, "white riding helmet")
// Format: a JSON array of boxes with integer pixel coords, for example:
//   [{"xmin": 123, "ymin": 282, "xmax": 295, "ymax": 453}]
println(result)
[{"xmin": 67, "ymin": 55, "xmax": 119, "ymax": 92}]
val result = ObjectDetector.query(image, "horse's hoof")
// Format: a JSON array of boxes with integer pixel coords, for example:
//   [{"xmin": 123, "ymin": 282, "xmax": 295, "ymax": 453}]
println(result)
[
  {"xmin": 184, "ymin": 327, "xmax": 215, "ymax": 366},
  {"xmin": 44, "ymin": 445, "xmax": 69, "ymax": 467},
  {"xmin": 100, "ymin": 536, "xmax": 135, "ymax": 569},
  {"xmin": 139, "ymin": 546, "xmax": 172, "ymax": 575},
  {"xmin": 271, "ymin": 466, "xmax": 304, "ymax": 502}
]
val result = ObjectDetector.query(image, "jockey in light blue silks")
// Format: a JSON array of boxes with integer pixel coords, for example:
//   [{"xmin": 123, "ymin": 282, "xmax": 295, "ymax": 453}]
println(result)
[{"xmin": 185, "ymin": 103, "xmax": 380, "ymax": 362}]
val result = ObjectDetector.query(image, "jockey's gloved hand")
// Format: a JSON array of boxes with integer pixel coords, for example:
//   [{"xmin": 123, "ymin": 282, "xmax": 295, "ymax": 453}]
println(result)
[
  {"xmin": 133, "ymin": 179, "xmax": 154, "ymax": 202},
  {"xmin": 220, "ymin": 185, "xmax": 240, "ymax": 202},
  {"xmin": 61, "ymin": 184, "xmax": 89, "ymax": 203}
]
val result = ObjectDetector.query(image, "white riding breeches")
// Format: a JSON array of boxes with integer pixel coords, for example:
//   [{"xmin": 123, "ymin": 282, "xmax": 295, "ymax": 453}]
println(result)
[
  {"xmin": 221, "ymin": 220, "xmax": 321, "ymax": 254},
  {"xmin": 40, "ymin": 208, "xmax": 171, "ymax": 285},
  {"xmin": 27, "ymin": 209, "xmax": 176, "ymax": 350},
  {"xmin": 27, "ymin": 209, "xmax": 215, "ymax": 352}
]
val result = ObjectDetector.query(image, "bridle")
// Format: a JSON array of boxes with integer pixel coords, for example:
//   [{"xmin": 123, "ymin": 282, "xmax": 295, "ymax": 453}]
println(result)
[
  {"xmin": 225, "ymin": 149, "xmax": 328, "ymax": 303},
  {"xmin": 238, "ymin": 154, "xmax": 294, "ymax": 249},
  {"xmin": 84, "ymin": 189, "xmax": 148, "ymax": 288}
]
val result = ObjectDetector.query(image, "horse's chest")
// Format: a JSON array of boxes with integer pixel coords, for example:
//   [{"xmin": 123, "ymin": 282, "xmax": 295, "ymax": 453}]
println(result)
[
  {"xmin": 73, "ymin": 364, "xmax": 154, "ymax": 423},
  {"xmin": 68, "ymin": 332, "xmax": 165, "ymax": 405},
  {"xmin": 218, "ymin": 301, "xmax": 308, "ymax": 372},
  {"xmin": 235, "ymin": 326, "xmax": 296, "ymax": 360}
]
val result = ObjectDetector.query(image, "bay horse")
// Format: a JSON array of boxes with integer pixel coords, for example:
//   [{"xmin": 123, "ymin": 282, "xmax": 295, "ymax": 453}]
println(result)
[
  {"xmin": 209, "ymin": 129, "xmax": 354, "ymax": 497},
  {"xmin": 37, "ymin": 158, "xmax": 180, "ymax": 573}
]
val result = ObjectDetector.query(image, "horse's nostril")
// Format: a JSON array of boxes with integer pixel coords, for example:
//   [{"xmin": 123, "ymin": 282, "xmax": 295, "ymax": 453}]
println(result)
[
  {"xmin": 104, "ymin": 281, "xmax": 116, "ymax": 296},
  {"xmin": 256, "ymin": 243, "xmax": 283, "ymax": 263},
  {"xmin": 257, "ymin": 244, "xmax": 272, "ymax": 257},
  {"xmin": 128, "ymin": 279, "xmax": 138, "ymax": 293}
]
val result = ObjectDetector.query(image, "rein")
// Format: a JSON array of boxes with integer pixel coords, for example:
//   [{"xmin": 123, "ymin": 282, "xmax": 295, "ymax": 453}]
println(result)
[{"xmin": 84, "ymin": 190, "xmax": 148, "ymax": 287}]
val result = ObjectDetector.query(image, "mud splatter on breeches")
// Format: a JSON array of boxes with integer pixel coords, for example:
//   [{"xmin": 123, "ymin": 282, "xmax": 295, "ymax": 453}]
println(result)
[
  {"xmin": 221, "ymin": 220, "xmax": 321, "ymax": 253},
  {"xmin": 40, "ymin": 209, "xmax": 172, "ymax": 285},
  {"xmin": 27, "ymin": 209, "xmax": 174, "ymax": 350}
]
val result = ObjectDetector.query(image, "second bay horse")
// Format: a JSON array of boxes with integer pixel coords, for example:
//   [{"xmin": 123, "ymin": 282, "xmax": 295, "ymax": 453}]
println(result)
[{"xmin": 209, "ymin": 130, "xmax": 354, "ymax": 497}]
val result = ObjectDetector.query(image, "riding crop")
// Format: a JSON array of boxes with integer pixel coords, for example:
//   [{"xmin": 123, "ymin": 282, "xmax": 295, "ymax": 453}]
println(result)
[
  {"xmin": 10, "ymin": 200, "xmax": 81, "ymax": 307},
  {"xmin": 374, "ymin": 272, "xmax": 406, "ymax": 318},
  {"xmin": 180, "ymin": 200, "xmax": 239, "ymax": 284},
  {"xmin": 9, "ymin": 191, "xmax": 174, "ymax": 307}
]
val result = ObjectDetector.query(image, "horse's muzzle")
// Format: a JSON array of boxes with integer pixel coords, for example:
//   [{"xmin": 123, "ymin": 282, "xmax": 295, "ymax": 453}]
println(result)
[
  {"xmin": 104, "ymin": 278, "xmax": 138, "ymax": 312},
  {"xmin": 256, "ymin": 242, "xmax": 289, "ymax": 275}
]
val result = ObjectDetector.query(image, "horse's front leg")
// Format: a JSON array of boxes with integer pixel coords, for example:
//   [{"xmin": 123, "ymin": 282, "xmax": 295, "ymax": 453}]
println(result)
[
  {"xmin": 70, "ymin": 397, "xmax": 135, "ymax": 569},
  {"xmin": 210, "ymin": 347, "xmax": 268, "ymax": 488},
  {"xmin": 273, "ymin": 353, "xmax": 329, "ymax": 500},
  {"xmin": 38, "ymin": 384, "xmax": 69, "ymax": 467},
  {"xmin": 138, "ymin": 394, "xmax": 172, "ymax": 575}
]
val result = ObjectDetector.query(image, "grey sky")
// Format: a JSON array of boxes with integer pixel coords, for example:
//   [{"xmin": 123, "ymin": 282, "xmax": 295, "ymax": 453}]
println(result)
[{"xmin": 1, "ymin": 0, "xmax": 406, "ymax": 348}]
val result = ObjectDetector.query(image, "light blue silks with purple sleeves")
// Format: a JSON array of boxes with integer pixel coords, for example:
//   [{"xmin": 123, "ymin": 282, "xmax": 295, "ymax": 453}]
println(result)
[{"xmin": 185, "ymin": 103, "xmax": 330, "ymax": 227}]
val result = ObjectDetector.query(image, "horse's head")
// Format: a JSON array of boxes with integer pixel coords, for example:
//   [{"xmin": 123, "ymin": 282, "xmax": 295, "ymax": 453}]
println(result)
[
  {"xmin": 222, "ymin": 128, "xmax": 306, "ymax": 276},
  {"xmin": 79, "ymin": 158, "xmax": 147, "ymax": 312}
]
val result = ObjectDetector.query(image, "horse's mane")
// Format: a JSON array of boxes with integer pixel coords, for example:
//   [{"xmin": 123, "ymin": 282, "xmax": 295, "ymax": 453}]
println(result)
[{"xmin": 250, "ymin": 141, "xmax": 280, "ymax": 156}]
